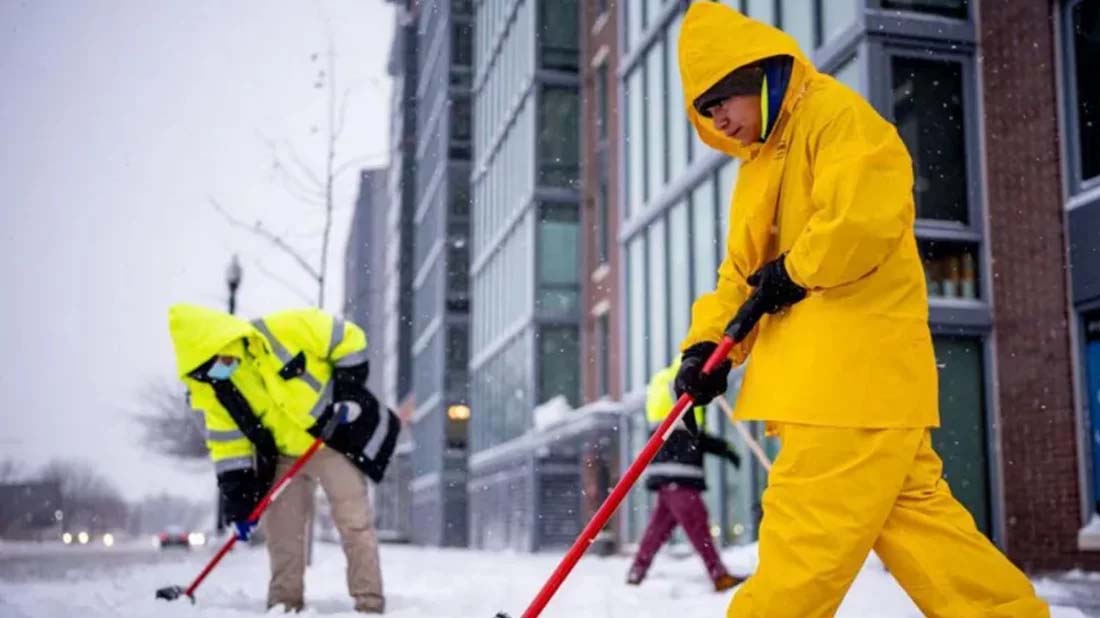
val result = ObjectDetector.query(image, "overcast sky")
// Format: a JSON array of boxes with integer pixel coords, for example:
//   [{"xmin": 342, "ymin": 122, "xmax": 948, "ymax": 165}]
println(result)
[{"xmin": 0, "ymin": 0, "xmax": 394, "ymax": 501}]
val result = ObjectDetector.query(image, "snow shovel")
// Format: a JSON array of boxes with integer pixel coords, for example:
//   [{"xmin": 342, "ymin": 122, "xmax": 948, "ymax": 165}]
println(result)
[
  {"xmin": 155, "ymin": 436, "xmax": 327, "ymax": 602},
  {"xmin": 496, "ymin": 293, "xmax": 765, "ymax": 618},
  {"xmin": 715, "ymin": 396, "xmax": 773, "ymax": 472}
]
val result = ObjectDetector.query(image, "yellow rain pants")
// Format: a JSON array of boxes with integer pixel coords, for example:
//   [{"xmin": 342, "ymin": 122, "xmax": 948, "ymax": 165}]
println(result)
[{"xmin": 729, "ymin": 423, "xmax": 1050, "ymax": 618}]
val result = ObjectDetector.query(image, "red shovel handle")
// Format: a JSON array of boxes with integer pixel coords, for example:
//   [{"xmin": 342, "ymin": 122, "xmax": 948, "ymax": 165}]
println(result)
[{"xmin": 183, "ymin": 437, "xmax": 326, "ymax": 598}]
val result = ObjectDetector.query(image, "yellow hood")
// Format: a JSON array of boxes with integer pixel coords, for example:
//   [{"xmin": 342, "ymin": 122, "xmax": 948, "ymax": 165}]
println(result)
[
  {"xmin": 677, "ymin": 2, "xmax": 813, "ymax": 159},
  {"xmin": 168, "ymin": 303, "xmax": 255, "ymax": 377}
]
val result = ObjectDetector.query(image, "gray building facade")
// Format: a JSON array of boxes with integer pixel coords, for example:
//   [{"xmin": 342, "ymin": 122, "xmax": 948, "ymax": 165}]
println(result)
[
  {"xmin": 407, "ymin": 0, "xmax": 474, "ymax": 547},
  {"xmin": 467, "ymin": 0, "xmax": 583, "ymax": 550},
  {"xmin": 344, "ymin": 168, "xmax": 389, "ymax": 397}
]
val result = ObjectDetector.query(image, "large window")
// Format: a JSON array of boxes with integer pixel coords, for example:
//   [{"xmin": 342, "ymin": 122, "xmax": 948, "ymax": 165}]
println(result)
[
  {"xmin": 626, "ymin": 70, "xmax": 645, "ymax": 219},
  {"xmin": 538, "ymin": 87, "xmax": 580, "ymax": 188},
  {"xmin": 668, "ymin": 200, "xmax": 692, "ymax": 356},
  {"xmin": 446, "ymin": 237, "xmax": 470, "ymax": 310},
  {"xmin": 538, "ymin": 0, "xmax": 579, "ymax": 72},
  {"xmin": 625, "ymin": 0, "xmax": 645, "ymax": 53},
  {"xmin": 781, "ymin": 0, "xmax": 816, "ymax": 51},
  {"xmin": 822, "ymin": 0, "xmax": 859, "ymax": 44},
  {"xmin": 645, "ymin": 40, "xmax": 666, "ymax": 203},
  {"xmin": 452, "ymin": 22, "xmax": 473, "ymax": 68},
  {"xmin": 539, "ymin": 326, "xmax": 580, "ymax": 405},
  {"xmin": 1069, "ymin": 0, "xmax": 1100, "ymax": 184},
  {"xmin": 648, "ymin": 218, "xmax": 669, "ymax": 374},
  {"xmin": 892, "ymin": 56, "xmax": 968, "ymax": 224},
  {"xmin": 666, "ymin": 13, "xmax": 689, "ymax": 181},
  {"xmin": 931, "ymin": 336, "xmax": 991, "ymax": 535},
  {"xmin": 747, "ymin": 0, "xmax": 776, "ymax": 25},
  {"xmin": 691, "ymin": 178, "xmax": 719, "ymax": 298},
  {"xmin": 627, "ymin": 237, "xmax": 648, "ymax": 391},
  {"xmin": 919, "ymin": 240, "xmax": 980, "ymax": 301},
  {"xmin": 833, "ymin": 54, "xmax": 864, "ymax": 96},
  {"xmin": 718, "ymin": 159, "xmax": 738, "ymax": 241},
  {"xmin": 537, "ymin": 204, "xmax": 580, "ymax": 316},
  {"xmin": 450, "ymin": 96, "xmax": 472, "ymax": 159},
  {"xmin": 445, "ymin": 324, "xmax": 469, "ymax": 402},
  {"xmin": 1084, "ymin": 311, "xmax": 1100, "ymax": 514}
]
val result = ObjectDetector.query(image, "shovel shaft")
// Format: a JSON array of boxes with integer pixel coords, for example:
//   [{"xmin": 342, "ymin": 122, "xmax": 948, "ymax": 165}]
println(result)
[
  {"xmin": 519, "ymin": 337, "xmax": 736, "ymax": 618},
  {"xmin": 183, "ymin": 436, "xmax": 326, "ymax": 598}
]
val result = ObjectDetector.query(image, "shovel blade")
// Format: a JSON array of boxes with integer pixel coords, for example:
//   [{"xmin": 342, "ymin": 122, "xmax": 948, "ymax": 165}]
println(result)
[{"xmin": 155, "ymin": 585, "xmax": 191, "ymax": 602}]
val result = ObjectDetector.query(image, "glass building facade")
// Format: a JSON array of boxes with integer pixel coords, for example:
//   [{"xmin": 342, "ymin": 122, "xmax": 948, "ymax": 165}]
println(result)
[
  {"xmin": 407, "ymin": 0, "xmax": 474, "ymax": 547},
  {"xmin": 469, "ymin": 0, "xmax": 581, "ymax": 454}
]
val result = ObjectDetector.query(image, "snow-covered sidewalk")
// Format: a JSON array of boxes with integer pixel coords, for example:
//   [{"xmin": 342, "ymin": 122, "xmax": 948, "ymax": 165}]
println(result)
[{"xmin": 0, "ymin": 541, "xmax": 1093, "ymax": 617}]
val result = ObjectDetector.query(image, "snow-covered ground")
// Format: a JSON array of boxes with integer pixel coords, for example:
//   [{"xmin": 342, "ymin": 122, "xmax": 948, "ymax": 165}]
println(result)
[{"xmin": 0, "ymin": 541, "xmax": 1093, "ymax": 617}]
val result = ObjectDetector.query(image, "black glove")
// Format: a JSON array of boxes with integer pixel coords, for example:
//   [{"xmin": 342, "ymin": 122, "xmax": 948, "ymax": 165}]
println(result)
[
  {"xmin": 725, "ymin": 447, "xmax": 742, "ymax": 469},
  {"xmin": 675, "ymin": 342, "xmax": 732, "ymax": 411},
  {"xmin": 746, "ymin": 254, "xmax": 807, "ymax": 315}
]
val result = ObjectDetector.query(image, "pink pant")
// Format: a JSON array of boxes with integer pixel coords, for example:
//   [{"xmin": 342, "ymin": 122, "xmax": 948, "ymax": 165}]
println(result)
[{"xmin": 630, "ymin": 485, "xmax": 730, "ymax": 582}]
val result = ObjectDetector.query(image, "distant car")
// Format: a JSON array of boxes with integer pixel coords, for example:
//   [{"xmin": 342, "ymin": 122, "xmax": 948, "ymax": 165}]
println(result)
[{"xmin": 155, "ymin": 526, "xmax": 191, "ymax": 550}]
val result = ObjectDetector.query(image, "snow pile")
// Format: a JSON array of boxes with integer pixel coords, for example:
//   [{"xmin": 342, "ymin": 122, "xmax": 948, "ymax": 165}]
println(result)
[
  {"xmin": 532, "ymin": 396, "xmax": 573, "ymax": 431},
  {"xmin": 0, "ymin": 541, "xmax": 1093, "ymax": 617}
]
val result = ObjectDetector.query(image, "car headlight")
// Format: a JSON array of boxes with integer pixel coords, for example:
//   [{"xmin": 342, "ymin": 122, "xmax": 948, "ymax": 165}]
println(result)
[
  {"xmin": 102, "ymin": 533, "xmax": 114, "ymax": 547},
  {"xmin": 188, "ymin": 532, "xmax": 206, "ymax": 546}
]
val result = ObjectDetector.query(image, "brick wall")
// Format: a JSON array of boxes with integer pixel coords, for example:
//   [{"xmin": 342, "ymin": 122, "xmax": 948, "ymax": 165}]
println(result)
[
  {"xmin": 580, "ymin": 1, "xmax": 622, "ymax": 403},
  {"xmin": 979, "ymin": 0, "xmax": 1100, "ymax": 571}
]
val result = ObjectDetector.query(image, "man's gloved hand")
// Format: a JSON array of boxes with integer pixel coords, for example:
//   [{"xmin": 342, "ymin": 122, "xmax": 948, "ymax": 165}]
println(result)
[
  {"xmin": 675, "ymin": 342, "xmax": 732, "ymax": 410},
  {"xmin": 747, "ymin": 254, "xmax": 807, "ymax": 315},
  {"xmin": 233, "ymin": 520, "xmax": 255, "ymax": 542}
]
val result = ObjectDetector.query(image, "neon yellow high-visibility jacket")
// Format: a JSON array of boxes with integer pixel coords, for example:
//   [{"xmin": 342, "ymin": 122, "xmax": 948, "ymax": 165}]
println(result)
[
  {"xmin": 168, "ymin": 304, "xmax": 368, "ymax": 519},
  {"xmin": 677, "ymin": 3, "xmax": 939, "ymax": 429}
]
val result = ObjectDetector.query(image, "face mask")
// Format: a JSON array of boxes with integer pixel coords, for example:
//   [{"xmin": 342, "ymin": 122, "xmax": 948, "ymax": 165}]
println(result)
[{"xmin": 206, "ymin": 358, "xmax": 240, "ymax": 381}]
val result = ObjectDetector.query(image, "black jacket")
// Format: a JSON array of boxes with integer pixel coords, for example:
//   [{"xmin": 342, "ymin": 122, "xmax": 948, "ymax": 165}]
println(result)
[{"xmin": 645, "ymin": 427, "xmax": 740, "ymax": 491}]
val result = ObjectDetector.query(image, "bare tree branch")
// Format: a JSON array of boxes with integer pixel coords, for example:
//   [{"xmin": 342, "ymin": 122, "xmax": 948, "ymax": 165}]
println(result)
[
  {"xmin": 252, "ymin": 259, "xmax": 316, "ymax": 305},
  {"xmin": 280, "ymin": 138, "xmax": 327, "ymax": 190},
  {"xmin": 333, "ymin": 87, "xmax": 352, "ymax": 140},
  {"xmin": 274, "ymin": 168, "xmax": 328, "ymax": 207},
  {"xmin": 257, "ymin": 132, "xmax": 326, "ymax": 196},
  {"xmin": 132, "ymin": 380, "xmax": 207, "ymax": 460},
  {"xmin": 209, "ymin": 198, "xmax": 322, "ymax": 282}
]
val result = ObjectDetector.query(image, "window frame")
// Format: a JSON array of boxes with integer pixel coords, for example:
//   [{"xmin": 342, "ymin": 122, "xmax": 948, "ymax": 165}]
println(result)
[
  {"xmin": 868, "ymin": 41, "xmax": 991, "ymax": 329},
  {"xmin": 1061, "ymin": 0, "xmax": 1100, "ymax": 196}
]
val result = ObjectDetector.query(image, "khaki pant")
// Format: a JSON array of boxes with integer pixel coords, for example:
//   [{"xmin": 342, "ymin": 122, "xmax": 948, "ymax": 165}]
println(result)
[
  {"xmin": 262, "ymin": 447, "xmax": 384, "ymax": 610},
  {"xmin": 729, "ymin": 424, "xmax": 1049, "ymax": 618}
]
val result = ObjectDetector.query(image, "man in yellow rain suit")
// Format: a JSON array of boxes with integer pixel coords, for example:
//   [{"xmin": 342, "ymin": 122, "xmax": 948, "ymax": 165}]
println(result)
[
  {"xmin": 169, "ymin": 304, "xmax": 396, "ymax": 613},
  {"xmin": 672, "ymin": 4, "xmax": 1049, "ymax": 617}
]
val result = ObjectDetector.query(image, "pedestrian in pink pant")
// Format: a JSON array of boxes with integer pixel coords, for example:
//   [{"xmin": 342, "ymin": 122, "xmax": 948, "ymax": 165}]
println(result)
[{"xmin": 627, "ymin": 360, "xmax": 743, "ymax": 592}]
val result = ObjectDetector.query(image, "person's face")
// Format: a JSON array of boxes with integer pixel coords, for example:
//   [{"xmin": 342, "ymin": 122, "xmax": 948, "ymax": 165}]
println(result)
[{"xmin": 708, "ymin": 94, "xmax": 762, "ymax": 146}]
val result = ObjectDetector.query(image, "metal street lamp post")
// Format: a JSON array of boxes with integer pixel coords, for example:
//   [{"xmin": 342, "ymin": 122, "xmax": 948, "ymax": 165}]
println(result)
[
  {"xmin": 216, "ymin": 255, "xmax": 244, "ymax": 535},
  {"xmin": 226, "ymin": 254, "xmax": 243, "ymax": 315}
]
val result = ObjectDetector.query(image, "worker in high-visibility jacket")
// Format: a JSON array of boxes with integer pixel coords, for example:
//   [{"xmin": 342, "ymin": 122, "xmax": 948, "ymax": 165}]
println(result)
[
  {"xmin": 168, "ymin": 304, "xmax": 394, "ymax": 614},
  {"xmin": 673, "ymin": 4, "xmax": 1048, "ymax": 617},
  {"xmin": 627, "ymin": 359, "xmax": 743, "ymax": 592}
]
